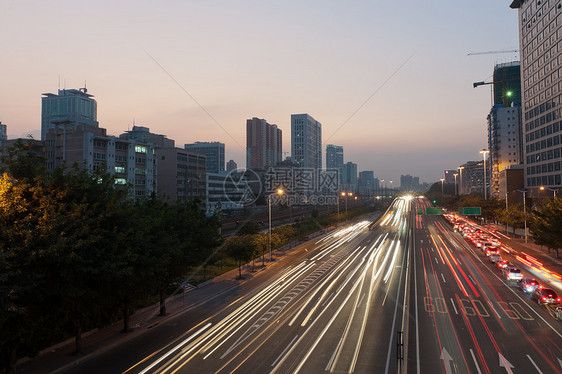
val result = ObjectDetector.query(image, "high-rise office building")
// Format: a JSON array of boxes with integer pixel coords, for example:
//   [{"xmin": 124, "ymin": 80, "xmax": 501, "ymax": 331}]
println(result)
[
  {"xmin": 342, "ymin": 162, "xmax": 358, "ymax": 192},
  {"xmin": 185, "ymin": 141, "xmax": 225, "ymax": 174},
  {"xmin": 0, "ymin": 122, "xmax": 6, "ymax": 145},
  {"xmin": 291, "ymin": 114, "xmax": 321, "ymax": 169},
  {"xmin": 44, "ymin": 125, "xmax": 157, "ymax": 198},
  {"xmin": 246, "ymin": 118, "xmax": 282, "ymax": 170},
  {"xmin": 444, "ymin": 170, "xmax": 456, "ymax": 184},
  {"xmin": 41, "ymin": 87, "xmax": 99, "ymax": 140},
  {"xmin": 510, "ymin": 1, "xmax": 562, "ymax": 193},
  {"xmin": 487, "ymin": 102, "xmax": 523, "ymax": 198},
  {"xmin": 226, "ymin": 159, "xmax": 238, "ymax": 172},
  {"xmin": 458, "ymin": 161, "xmax": 485, "ymax": 195},
  {"xmin": 400, "ymin": 175, "xmax": 421, "ymax": 191},
  {"xmin": 358, "ymin": 170, "xmax": 375, "ymax": 196},
  {"xmin": 326, "ymin": 144, "xmax": 344, "ymax": 188},
  {"xmin": 158, "ymin": 147, "xmax": 206, "ymax": 203},
  {"xmin": 326, "ymin": 144, "xmax": 344, "ymax": 170},
  {"xmin": 493, "ymin": 61, "xmax": 521, "ymax": 106}
]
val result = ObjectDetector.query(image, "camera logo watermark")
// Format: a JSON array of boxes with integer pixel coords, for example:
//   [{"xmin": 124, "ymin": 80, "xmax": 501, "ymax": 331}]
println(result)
[
  {"xmin": 222, "ymin": 168, "xmax": 262, "ymax": 206},
  {"xmin": 221, "ymin": 168, "xmax": 342, "ymax": 207}
]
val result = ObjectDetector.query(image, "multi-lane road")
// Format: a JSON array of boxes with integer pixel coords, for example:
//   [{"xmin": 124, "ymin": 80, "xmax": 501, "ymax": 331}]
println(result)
[
  {"xmin": 409, "ymin": 198, "xmax": 562, "ymax": 374},
  {"xmin": 67, "ymin": 197, "xmax": 562, "ymax": 374}
]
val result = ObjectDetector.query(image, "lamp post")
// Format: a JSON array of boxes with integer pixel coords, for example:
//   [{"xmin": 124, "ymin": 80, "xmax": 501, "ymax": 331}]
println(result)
[
  {"xmin": 440, "ymin": 178, "xmax": 444, "ymax": 196},
  {"xmin": 517, "ymin": 189, "xmax": 527, "ymax": 243},
  {"xmin": 268, "ymin": 188, "xmax": 284, "ymax": 262},
  {"xmin": 480, "ymin": 149, "xmax": 489, "ymax": 200},
  {"xmin": 458, "ymin": 166, "xmax": 464, "ymax": 195},
  {"xmin": 540, "ymin": 186, "xmax": 559, "ymax": 198},
  {"xmin": 380, "ymin": 180, "xmax": 385, "ymax": 199},
  {"xmin": 453, "ymin": 173, "xmax": 458, "ymax": 196}
]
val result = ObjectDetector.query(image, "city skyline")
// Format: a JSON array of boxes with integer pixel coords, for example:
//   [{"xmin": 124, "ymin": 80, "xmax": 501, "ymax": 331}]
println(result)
[{"xmin": 0, "ymin": 1, "xmax": 518, "ymax": 183}]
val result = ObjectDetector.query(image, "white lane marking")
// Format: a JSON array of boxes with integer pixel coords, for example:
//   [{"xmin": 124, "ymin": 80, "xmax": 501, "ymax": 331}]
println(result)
[
  {"xmin": 468, "ymin": 275, "xmax": 476, "ymax": 285},
  {"xmin": 450, "ymin": 298, "xmax": 458, "ymax": 315},
  {"xmin": 441, "ymin": 273, "xmax": 446, "ymax": 283},
  {"xmin": 469, "ymin": 349, "xmax": 482, "ymax": 374},
  {"xmin": 527, "ymin": 355, "xmax": 543, "ymax": 373},
  {"xmin": 325, "ymin": 337, "xmax": 344, "ymax": 371},
  {"xmin": 271, "ymin": 334, "xmax": 299, "ymax": 367},
  {"xmin": 321, "ymin": 292, "xmax": 334, "ymax": 307},
  {"xmin": 434, "ymin": 257, "xmax": 439, "ymax": 264},
  {"xmin": 357, "ymin": 292, "xmax": 366, "ymax": 309},
  {"xmin": 384, "ymin": 240, "xmax": 407, "ymax": 374},
  {"xmin": 139, "ymin": 323, "xmax": 212, "ymax": 374}
]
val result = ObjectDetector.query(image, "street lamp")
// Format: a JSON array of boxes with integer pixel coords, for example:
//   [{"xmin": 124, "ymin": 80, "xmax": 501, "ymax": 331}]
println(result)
[
  {"xmin": 440, "ymin": 178, "xmax": 444, "ymax": 195},
  {"xmin": 458, "ymin": 166, "xmax": 464, "ymax": 195},
  {"xmin": 517, "ymin": 189, "xmax": 527, "ymax": 243},
  {"xmin": 480, "ymin": 149, "xmax": 489, "ymax": 200},
  {"xmin": 540, "ymin": 186, "xmax": 559, "ymax": 198},
  {"xmin": 268, "ymin": 188, "xmax": 284, "ymax": 262},
  {"xmin": 453, "ymin": 173, "xmax": 458, "ymax": 196}
]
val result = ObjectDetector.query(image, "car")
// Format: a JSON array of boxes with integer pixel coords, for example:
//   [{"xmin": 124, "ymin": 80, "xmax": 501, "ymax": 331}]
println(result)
[
  {"xmin": 496, "ymin": 260, "xmax": 511, "ymax": 270},
  {"xmin": 485, "ymin": 247, "xmax": 499, "ymax": 256},
  {"xmin": 489, "ymin": 253, "xmax": 501, "ymax": 263},
  {"xmin": 517, "ymin": 278, "xmax": 540, "ymax": 293},
  {"xmin": 502, "ymin": 266, "xmax": 523, "ymax": 281},
  {"xmin": 531, "ymin": 288, "xmax": 561, "ymax": 305}
]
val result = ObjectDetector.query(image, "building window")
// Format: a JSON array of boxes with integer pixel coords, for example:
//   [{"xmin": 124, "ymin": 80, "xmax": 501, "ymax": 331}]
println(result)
[
  {"xmin": 115, "ymin": 178, "xmax": 127, "ymax": 185},
  {"xmin": 135, "ymin": 145, "xmax": 147, "ymax": 154}
]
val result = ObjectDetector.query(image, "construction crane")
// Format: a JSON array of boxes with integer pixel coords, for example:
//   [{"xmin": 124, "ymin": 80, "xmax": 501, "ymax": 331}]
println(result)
[
  {"xmin": 467, "ymin": 49, "xmax": 519, "ymax": 56},
  {"xmin": 474, "ymin": 78, "xmax": 519, "ymax": 106}
]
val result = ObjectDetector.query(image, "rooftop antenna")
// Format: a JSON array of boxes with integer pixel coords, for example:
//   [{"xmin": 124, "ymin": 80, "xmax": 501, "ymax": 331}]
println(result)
[
  {"xmin": 58, "ymin": 75, "xmax": 60, "ymax": 90},
  {"xmin": 84, "ymin": 80, "xmax": 87, "ymax": 93}
]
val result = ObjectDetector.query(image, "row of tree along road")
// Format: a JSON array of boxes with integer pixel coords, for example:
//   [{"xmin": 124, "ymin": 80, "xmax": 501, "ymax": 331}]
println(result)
[
  {"xmin": 426, "ymin": 182, "xmax": 562, "ymax": 257},
  {"xmin": 0, "ymin": 140, "xmax": 381, "ymax": 373}
]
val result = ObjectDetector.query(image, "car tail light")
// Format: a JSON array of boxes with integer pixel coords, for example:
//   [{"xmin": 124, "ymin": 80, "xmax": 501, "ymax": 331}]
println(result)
[
  {"xmin": 557, "ymin": 298, "xmax": 561, "ymax": 302},
  {"xmin": 542, "ymin": 296, "xmax": 547, "ymax": 301}
]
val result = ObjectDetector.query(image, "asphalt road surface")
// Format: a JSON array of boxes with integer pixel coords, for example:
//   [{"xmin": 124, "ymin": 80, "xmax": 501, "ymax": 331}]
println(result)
[{"xmin": 66, "ymin": 197, "xmax": 562, "ymax": 374}]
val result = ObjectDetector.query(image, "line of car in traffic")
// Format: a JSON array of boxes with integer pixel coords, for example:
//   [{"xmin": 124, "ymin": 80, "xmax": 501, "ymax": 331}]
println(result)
[{"xmin": 444, "ymin": 214, "xmax": 562, "ymax": 321}]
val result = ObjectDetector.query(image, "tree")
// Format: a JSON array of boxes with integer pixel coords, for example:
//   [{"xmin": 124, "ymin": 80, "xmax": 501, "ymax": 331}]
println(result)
[
  {"xmin": 530, "ymin": 198, "xmax": 562, "ymax": 257},
  {"xmin": 225, "ymin": 236, "xmax": 255, "ymax": 279}
]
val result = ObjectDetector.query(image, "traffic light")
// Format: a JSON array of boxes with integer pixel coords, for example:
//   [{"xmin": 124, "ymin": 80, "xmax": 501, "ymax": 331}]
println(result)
[{"xmin": 433, "ymin": 200, "xmax": 437, "ymax": 204}]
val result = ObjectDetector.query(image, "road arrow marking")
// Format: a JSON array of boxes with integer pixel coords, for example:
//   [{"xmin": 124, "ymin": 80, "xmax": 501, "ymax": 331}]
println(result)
[
  {"xmin": 499, "ymin": 353, "xmax": 514, "ymax": 374},
  {"xmin": 558, "ymin": 358, "xmax": 562, "ymax": 369},
  {"xmin": 440, "ymin": 348, "xmax": 454, "ymax": 374}
]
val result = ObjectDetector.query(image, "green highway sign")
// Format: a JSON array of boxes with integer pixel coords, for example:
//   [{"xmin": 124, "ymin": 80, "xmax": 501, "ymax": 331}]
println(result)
[
  {"xmin": 417, "ymin": 208, "xmax": 423, "ymax": 215},
  {"xmin": 459, "ymin": 207, "xmax": 481, "ymax": 215},
  {"xmin": 426, "ymin": 207, "xmax": 443, "ymax": 215}
]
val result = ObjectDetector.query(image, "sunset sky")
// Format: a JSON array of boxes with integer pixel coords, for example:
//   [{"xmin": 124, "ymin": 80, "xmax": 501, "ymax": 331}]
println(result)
[{"xmin": 0, "ymin": 0, "xmax": 519, "ymax": 184}]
